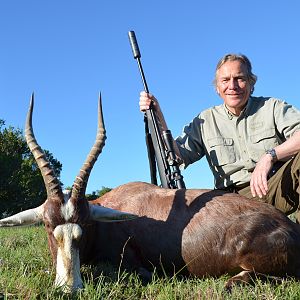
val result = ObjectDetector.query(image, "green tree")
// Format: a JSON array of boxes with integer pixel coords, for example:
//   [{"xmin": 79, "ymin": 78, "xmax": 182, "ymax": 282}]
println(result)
[
  {"xmin": 0, "ymin": 120, "xmax": 62, "ymax": 217},
  {"xmin": 85, "ymin": 186, "xmax": 112, "ymax": 201}
]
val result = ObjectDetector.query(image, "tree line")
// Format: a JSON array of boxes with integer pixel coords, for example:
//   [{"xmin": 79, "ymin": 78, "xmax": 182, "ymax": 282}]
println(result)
[{"xmin": 0, "ymin": 119, "xmax": 110, "ymax": 217}]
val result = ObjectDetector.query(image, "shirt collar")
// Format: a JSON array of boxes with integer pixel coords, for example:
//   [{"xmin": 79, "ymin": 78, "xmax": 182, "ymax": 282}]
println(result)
[
  {"xmin": 223, "ymin": 97, "xmax": 251, "ymax": 120},
  {"xmin": 223, "ymin": 104, "xmax": 236, "ymax": 120}
]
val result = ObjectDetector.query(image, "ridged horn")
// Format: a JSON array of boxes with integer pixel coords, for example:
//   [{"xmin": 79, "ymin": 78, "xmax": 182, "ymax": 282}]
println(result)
[
  {"xmin": 71, "ymin": 93, "xmax": 106, "ymax": 200},
  {"xmin": 25, "ymin": 93, "xmax": 63, "ymax": 199}
]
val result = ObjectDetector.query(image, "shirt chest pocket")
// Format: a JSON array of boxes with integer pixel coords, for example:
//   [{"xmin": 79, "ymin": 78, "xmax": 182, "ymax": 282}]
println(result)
[
  {"xmin": 249, "ymin": 128, "xmax": 279, "ymax": 150},
  {"xmin": 207, "ymin": 137, "xmax": 236, "ymax": 167}
]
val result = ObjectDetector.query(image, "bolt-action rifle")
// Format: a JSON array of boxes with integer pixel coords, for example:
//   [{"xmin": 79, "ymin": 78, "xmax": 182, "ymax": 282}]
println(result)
[{"xmin": 128, "ymin": 31, "xmax": 186, "ymax": 189}]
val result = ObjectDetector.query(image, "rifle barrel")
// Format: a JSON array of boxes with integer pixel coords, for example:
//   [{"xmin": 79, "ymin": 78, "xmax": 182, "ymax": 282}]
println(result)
[{"xmin": 128, "ymin": 30, "xmax": 185, "ymax": 189}]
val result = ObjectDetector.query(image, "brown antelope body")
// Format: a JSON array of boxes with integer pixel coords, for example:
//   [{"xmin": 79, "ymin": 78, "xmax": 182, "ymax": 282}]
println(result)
[
  {"xmin": 1, "ymin": 95, "xmax": 300, "ymax": 293},
  {"xmin": 93, "ymin": 182, "xmax": 300, "ymax": 287}
]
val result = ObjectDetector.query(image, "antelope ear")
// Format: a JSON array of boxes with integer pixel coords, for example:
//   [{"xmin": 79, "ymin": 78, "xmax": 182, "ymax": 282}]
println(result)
[
  {"xmin": 0, "ymin": 204, "xmax": 44, "ymax": 227},
  {"xmin": 89, "ymin": 203, "xmax": 138, "ymax": 222}
]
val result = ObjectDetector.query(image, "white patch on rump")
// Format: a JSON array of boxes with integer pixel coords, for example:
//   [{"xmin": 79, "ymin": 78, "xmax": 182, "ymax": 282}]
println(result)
[{"xmin": 53, "ymin": 223, "xmax": 83, "ymax": 292}]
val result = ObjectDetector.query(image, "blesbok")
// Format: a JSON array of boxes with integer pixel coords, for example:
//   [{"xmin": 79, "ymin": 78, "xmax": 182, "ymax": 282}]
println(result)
[{"xmin": 1, "ymin": 95, "xmax": 300, "ymax": 293}]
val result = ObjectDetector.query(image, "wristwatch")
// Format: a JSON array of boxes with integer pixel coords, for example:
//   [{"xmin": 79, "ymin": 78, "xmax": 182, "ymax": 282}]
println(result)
[{"xmin": 266, "ymin": 148, "xmax": 278, "ymax": 162}]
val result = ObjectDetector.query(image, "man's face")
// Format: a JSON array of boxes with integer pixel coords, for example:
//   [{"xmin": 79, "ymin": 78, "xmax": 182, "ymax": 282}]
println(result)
[{"xmin": 216, "ymin": 60, "xmax": 251, "ymax": 116}]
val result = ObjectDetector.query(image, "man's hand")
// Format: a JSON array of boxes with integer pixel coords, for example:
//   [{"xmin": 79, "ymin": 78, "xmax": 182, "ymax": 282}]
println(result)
[
  {"xmin": 250, "ymin": 154, "xmax": 273, "ymax": 198},
  {"xmin": 139, "ymin": 91, "xmax": 156, "ymax": 111}
]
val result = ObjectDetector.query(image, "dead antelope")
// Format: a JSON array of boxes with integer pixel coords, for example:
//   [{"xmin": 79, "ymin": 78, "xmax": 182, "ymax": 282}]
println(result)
[{"xmin": 1, "ymin": 95, "xmax": 300, "ymax": 293}]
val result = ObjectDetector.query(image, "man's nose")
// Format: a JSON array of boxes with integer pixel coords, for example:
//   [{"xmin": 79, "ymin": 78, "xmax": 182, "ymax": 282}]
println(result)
[{"xmin": 228, "ymin": 78, "xmax": 238, "ymax": 89}]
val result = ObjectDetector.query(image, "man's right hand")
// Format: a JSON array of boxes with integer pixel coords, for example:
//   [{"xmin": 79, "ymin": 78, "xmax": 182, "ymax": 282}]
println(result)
[{"xmin": 139, "ymin": 91, "xmax": 157, "ymax": 112}]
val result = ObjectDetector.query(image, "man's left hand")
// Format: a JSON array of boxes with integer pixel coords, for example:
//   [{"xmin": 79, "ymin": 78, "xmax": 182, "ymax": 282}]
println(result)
[{"xmin": 250, "ymin": 154, "xmax": 273, "ymax": 198}]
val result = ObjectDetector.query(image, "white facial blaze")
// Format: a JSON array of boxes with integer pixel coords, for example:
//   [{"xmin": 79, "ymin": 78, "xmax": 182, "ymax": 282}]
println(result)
[
  {"xmin": 60, "ymin": 199, "xmax": 75, "ymax": 222},
  {"xmin": 53, "ymin": 223, "xmax": 83, "ymax": 292}
]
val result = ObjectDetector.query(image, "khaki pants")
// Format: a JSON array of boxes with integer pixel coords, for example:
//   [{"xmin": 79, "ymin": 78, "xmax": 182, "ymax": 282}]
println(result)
[{"xmin": 238, "ymin": 151, "xmax": 300, "ymax": 222}]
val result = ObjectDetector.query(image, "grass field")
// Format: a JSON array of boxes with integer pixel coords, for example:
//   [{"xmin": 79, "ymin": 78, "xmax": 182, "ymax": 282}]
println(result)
[{"xmin": 0, "ymin": 225, "xmax": 300, "ymax": 300}]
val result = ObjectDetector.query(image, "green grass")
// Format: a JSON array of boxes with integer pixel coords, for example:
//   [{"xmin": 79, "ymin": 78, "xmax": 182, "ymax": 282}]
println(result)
[{"xmin": 1, "ymin": 225, "xmax": 300, "ymax": 299}]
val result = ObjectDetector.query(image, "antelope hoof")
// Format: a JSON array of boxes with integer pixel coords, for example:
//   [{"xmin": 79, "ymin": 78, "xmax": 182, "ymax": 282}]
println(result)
[{"xmin": 224, "ymin": 270, "xmax": 253, "ymax": 292}]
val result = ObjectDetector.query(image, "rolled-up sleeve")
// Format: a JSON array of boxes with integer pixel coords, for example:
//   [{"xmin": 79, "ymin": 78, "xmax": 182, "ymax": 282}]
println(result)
[
  {"xmin": 175, "ymin": 116, "xmax": 205, "ymax": 168},
  {"xmin": 274, "ymin": 99, "xmax": 300, "ymax": 139}
]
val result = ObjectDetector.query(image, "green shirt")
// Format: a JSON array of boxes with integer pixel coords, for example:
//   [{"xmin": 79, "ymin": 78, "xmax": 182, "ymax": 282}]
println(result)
[{"xmin": 176, "ymin": 96, "xmax": 300, "ymax": 189}]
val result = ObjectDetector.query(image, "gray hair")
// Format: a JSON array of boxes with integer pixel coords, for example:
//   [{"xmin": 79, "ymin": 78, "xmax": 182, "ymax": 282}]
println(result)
[{"xmin": 213, "ymin": 53, "xmax": 257, "ymax": 94}]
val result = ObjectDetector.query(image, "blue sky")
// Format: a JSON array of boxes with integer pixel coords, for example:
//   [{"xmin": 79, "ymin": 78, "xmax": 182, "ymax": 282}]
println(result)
[{"xmin": 1, "ymin": 1, "xmax": 300, "ymax": 193}]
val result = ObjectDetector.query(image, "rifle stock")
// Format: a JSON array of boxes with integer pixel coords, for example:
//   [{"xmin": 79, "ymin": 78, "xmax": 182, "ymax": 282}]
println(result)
[{"xmin": 128, "ymin": 31, "xmax": 185, "ymax": 189}]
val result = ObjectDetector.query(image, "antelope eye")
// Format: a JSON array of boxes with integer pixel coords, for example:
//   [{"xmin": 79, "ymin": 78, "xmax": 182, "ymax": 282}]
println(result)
[{"xmin": 45, "ymin": 222, "xmax": 53, "ymax": 231}]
